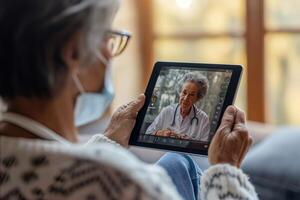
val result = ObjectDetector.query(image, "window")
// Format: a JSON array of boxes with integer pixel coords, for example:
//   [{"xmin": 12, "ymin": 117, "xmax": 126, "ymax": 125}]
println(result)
[
  {"xmin": 265, "ymin": 0, "xmax": 300, "ymax": 125},
  {"xmin": 136, "ymin": 0, "xmax": 300, "ymax": 125},
  {"xmin": 153, "ymin": 0, "xmax": 247, "ymax": 112}
]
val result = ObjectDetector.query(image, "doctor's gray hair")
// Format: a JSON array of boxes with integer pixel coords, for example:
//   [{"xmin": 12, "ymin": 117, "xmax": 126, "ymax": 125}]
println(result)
[
  {"xmin": 0, "ymin": 0, "xmax": 120, "ymax": 100},
  {"xmin": 177, "ymin": 73, "xmax": 209, "ymax": 99}
]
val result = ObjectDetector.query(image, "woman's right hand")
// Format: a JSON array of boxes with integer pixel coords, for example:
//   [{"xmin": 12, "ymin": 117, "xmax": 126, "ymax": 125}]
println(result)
[{"xmin": 208, "ymin": 106, "xmax": 253, "ymax": 168}]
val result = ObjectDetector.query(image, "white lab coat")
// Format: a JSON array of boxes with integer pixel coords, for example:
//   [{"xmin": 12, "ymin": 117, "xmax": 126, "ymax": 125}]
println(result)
[{"xmin": 145, "ymin": 104, "xmax": 210, "ymax": 141}]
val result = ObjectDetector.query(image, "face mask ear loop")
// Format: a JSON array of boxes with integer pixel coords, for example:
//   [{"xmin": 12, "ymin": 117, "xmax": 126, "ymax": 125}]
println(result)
[
  {"xmin": 72, "ymin": 74, "xmax": 85, "ymax": 94},
  {"xmin": 96, "ymin": 51, "xmax": 108, "ymax": 66}
]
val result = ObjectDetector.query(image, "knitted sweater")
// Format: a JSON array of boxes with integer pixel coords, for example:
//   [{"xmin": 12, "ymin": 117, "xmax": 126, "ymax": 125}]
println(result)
[{"xmin": 0, "ymin": 134, "xmax": 258, "ymax": 200}]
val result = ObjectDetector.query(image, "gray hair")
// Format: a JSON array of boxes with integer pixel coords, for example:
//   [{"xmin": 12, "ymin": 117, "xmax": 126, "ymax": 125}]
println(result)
[
  {"xmin": 0, "ymin": 0, "xmax": 120, "ymax": 99},
  {"xmin": 177, "ymin": 73, "xmax": 209, "ymax": 99}
]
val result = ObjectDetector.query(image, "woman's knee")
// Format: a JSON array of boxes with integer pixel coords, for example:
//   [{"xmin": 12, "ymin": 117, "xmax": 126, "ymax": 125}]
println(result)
[
  {"xmin": 157, "ymin": 153, "xmax": 202, "ymax": 177},
  {"xmin": 158, "ymin": 153, "xmax": 187, "ymax": 167}
]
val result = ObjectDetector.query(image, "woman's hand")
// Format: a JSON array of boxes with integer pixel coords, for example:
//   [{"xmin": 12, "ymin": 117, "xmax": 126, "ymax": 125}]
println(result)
[
  {"xmin": 178, "ymin": 134, "xmax": 190, "ymax": 140},
  {"xmin": 155, "ymin": 130, "xmax": 172, "ymax": 137},
  {"xmin": 155, "ymin": 129, "xmax": 177, "ymax": 137},
  {"xmin": 155, "ymin": 131, "xmax": 190, "ymax": 140},
  {"xmin": 208, "ymin": 106, "xmax": 253, "ymax": 168},
  {"xmin": 104, "ymin": 94, "xmax": 145, "ymax": 147}
]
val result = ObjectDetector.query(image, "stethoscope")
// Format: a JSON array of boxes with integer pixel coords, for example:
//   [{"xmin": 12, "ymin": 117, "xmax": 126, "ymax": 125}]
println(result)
[{"xmin": 171, "ymin": 104, "xmax": 199, "ymax": 127}]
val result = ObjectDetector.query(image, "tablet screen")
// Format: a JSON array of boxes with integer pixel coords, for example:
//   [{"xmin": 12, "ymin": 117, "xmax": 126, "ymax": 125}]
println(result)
[{"xmin": 137, "ymin": 66, "xmax": 233, "ymax": 150}]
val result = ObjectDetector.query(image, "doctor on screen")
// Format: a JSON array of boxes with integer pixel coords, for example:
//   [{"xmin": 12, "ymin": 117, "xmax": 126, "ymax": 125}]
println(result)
[{"xmin": 145, "ymin": 73, "xmax": 210, "ymax": 141}]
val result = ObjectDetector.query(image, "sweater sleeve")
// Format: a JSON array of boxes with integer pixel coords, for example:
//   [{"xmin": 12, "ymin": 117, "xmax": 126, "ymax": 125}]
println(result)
[
  {"xmin": 84, "ymin": 134, "xmax": 120, "ymax": 147},
  {"xmin": 1, "ymin": 135, "xmax": 186, "ymax": 200},
  {"xmin": 200, "ymin": 164, "xmax": 258, "ymax": 200}
]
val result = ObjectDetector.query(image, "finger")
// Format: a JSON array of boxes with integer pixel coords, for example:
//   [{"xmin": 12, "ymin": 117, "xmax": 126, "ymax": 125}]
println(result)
[
  {"xmin": 129, "ymin": 111, "xmax": 138, "ymax": 119},
  {"xmin": 120, "ymin": 102, "xmax": 131, "ymax": 109},
  {"xmin": 236, "ymin": 132, "xmax": 252, "ymax": 167},
  {"xmin": 234, "ymin": 108, "xmax": 246, "ymax": 125},
  {"xmin": 233, "ymin": 123, "xmax": 248, "ymax": 137},
  {"xmin": 219, "ymin": 106, "xmax": 237, "ymax": 133},
  {"xmin": 236, "ymin": 139, "xmax": 248, "ymax": 167},
  {"xmin": 233, "ymin": 108, "xmax": 247, "ymax": 132},
  {"xmin": 242, "ymin": 136, "xmax": 253, "ymax": 159},
  {"xmin": 127, "ymin": 94, "xmax": 146, "ymax": 113}
]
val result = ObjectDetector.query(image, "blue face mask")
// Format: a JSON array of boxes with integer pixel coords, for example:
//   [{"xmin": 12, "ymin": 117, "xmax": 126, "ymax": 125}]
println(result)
[{"xmin": 73, "ymin": 57, "xmax": 114, "ymax": 127}]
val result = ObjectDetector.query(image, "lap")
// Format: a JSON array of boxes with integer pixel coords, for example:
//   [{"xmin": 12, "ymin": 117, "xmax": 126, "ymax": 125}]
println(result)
[{"xmin": 156, "ymin": 153, "xmax": 202, "ymax": 200}]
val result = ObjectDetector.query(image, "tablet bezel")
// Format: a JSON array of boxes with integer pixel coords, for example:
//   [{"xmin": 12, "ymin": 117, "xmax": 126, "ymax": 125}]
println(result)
[{"xmin": 129, "ymin": 61, "xmax": 243, "ymax": 155}]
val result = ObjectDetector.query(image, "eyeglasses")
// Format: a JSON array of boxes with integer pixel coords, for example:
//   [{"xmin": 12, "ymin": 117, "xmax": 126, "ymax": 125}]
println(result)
[{"xmin": 104, "ymin": 30, "xmax": 131, "ymax": 57}]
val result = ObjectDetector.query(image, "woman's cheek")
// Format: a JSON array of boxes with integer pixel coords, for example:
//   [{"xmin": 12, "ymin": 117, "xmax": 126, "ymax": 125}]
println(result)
[{"xmin": 82, "ymin": 63, "xmax": 105, "ymax": 92}]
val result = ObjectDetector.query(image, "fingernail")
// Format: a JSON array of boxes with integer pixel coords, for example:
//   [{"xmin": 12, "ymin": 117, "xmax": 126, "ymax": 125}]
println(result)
[{"xmin": 228, "ymin": 106, "xmax": 236, "ymax": 115}]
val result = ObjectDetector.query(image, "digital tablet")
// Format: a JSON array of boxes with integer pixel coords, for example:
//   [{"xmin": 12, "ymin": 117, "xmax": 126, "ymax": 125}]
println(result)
[{"xmin": 129, "ymin": 61, "xmax": 243, "ymax": 155}]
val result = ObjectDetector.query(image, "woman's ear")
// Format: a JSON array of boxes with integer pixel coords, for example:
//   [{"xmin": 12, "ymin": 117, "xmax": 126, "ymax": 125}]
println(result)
[{"xmin": 62, "ymin": 32, "xmax": 81, "ymax": 74}]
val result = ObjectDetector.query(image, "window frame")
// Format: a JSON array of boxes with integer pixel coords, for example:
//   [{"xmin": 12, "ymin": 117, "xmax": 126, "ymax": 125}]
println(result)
[{"xmin": 135, "ymin": 0, "xmax": 300, "ymax": 122}]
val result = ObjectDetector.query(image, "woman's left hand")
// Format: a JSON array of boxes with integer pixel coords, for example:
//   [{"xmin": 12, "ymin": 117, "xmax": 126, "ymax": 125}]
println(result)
[{"xmin": 104, "ymin": 94, "xmax": 145, "ymax": 147}]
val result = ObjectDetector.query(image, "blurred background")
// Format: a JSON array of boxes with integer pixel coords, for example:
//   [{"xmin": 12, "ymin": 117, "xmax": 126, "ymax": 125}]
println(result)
[{"xmin": 111, "ymin": 0, "xmax": 300, "ymax": 126}]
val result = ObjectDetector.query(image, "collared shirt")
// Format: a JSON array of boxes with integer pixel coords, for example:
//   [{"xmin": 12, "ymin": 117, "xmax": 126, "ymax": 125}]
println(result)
[{"xmin": 145, "ymin": 104, "xmax": 210, "ymax": 141}]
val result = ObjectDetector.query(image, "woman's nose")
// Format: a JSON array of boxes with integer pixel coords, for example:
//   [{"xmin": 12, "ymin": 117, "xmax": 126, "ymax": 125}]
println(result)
[{"xmin": 184, "ymin": 94, "xmax": 190, "ymax": 100}]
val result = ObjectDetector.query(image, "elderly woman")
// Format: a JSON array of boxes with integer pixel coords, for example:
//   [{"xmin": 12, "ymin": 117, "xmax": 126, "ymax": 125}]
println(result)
[
  {"xmin": 146, "ymin": 73, "xmax": 210, "ymax": 141},
  {"xmin": 0, "ymin": 0, "xmax": 257, "ymax": 199}
]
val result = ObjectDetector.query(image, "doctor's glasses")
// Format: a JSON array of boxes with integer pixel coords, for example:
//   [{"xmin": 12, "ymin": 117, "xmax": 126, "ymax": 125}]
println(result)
[{"xmin": 104, "ymin": 30, "xmax": 131, "ymax": 57}]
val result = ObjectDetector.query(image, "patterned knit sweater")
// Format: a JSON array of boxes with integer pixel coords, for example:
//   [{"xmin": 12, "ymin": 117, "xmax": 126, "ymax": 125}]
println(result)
[{"xmin": 0, "ymin": 134, "xmax": 258, "ymax": 200}]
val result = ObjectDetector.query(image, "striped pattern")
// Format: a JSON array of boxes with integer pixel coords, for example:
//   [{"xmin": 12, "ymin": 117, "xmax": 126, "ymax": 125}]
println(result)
[{"xmin": 201, "ymin": 164, "xmax": 258, "ymax": 200}]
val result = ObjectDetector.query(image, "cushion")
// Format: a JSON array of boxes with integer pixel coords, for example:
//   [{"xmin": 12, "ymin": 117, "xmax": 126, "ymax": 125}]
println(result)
[{"xmin": 242, "ymin": 127, "xmax": 300, "ymax": 200}]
